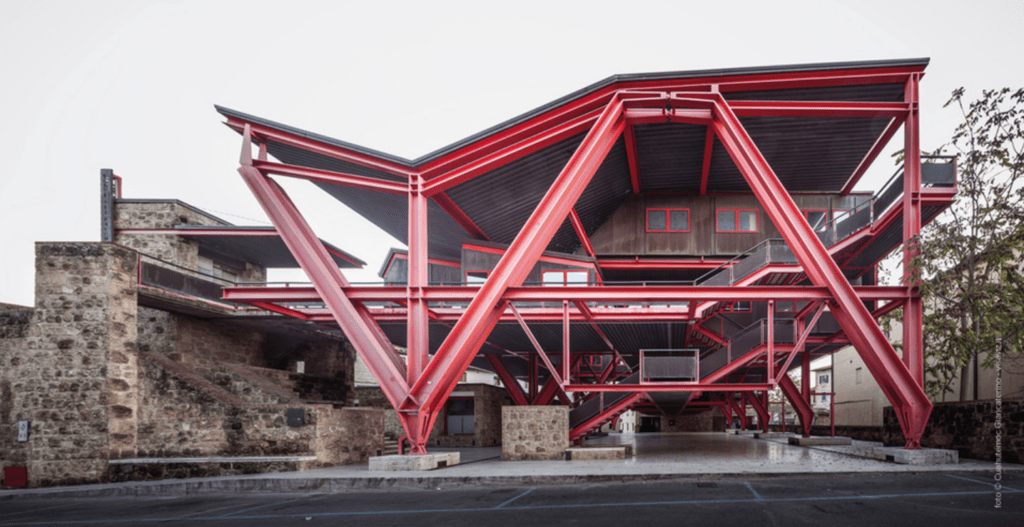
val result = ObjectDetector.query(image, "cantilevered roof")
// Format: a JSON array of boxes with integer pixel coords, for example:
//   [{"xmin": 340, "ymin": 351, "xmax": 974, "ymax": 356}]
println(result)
[
  {"xmin": 218, "ymin": 58, "xmax": 928, "ymax": 261},
  {"xmin": 171, "ymin": 225, "xmax": 364, "ymax": 269}
]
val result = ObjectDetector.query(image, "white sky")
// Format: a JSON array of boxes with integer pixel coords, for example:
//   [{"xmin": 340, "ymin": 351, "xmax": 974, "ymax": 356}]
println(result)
[{"xmin": 1, "ymin": 0, "xmax": 1022, "ymax": 306}]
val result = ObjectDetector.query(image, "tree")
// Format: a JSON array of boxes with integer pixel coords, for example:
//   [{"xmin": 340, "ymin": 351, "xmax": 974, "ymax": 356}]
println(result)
[{"xmin": 911, "ymin": 87, "xmax": 1024, "ymax": 401}]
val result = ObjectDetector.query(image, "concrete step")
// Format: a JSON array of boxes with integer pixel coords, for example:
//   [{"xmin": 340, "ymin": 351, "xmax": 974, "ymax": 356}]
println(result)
[{"xmin": 382, "ymin": 439, "xmax": 399, "ymax": 456}]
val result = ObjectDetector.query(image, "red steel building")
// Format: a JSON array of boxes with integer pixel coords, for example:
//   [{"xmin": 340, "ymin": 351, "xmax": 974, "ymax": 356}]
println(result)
[{"xmin": 215, "ymin": 58, "xmax": 957, "ymax": 454}]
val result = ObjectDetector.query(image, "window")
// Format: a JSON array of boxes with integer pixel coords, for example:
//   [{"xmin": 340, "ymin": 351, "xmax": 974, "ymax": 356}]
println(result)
[
  {"xmin": 465, "ymin": 270, "xmax": 488, "ymax": 284},
  {"xmin": 445, "ymin": 398, "xmax": 474, "ymax": 435},
  {"xmin": 727, "ymin": 301, "xmax": 751, "ymax": 312},
  {"xmin": 586, "ymin": 354, "xmax": 605, "ymax": 369},
  {"xmin": 818, "ymin": 374, "xmax": 829, "ymax": 385},
  {"xmin": 646, "ymin": 208, "xmax": 690, "ymax": 232},
  {"xmin": 802, "ymin": 209, "xmax": 827, "ymax": 232},
  {"xmin": 716, "ymin": 209, "xmax": 758, "ymax": 232},
  {"xmin": 198, "ymin": 256, "xmax": 240, "ymax": 282},
  {"xmin": 777, "ymin": 301, "xmax": 795, "ymax": 312},
  {"xmin": 542, "ymin": 270, "xmax": 589, "ymax": 286},
  {"xmin": 833, "ymin": 209, "xmax": 850, "ymax": 222},
  {"xmin": 855, "ymin": 367, "xmax": 863, "ymax": 385}
]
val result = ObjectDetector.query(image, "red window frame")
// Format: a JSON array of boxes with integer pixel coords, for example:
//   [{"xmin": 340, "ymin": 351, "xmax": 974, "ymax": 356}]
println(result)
[
  {"xmin": 725, "ymin": 301, "xmax": 752, "ymax": 312},
  {"xmin": 542, "ymin": 269, "xmax": 590, "ymax": 286},
  {"xmin": 715, "ymin": 209, "xmax": 759, "ymax": 233},
  {"xmin": 645, "ymin": 208, "xmax": 690, "ymax": 233}
]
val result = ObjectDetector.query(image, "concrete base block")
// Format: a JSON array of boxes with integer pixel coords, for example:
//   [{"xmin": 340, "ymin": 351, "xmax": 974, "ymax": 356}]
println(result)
[
  {"xmin": 789, "ymin": 436, "xmax": 853, "ymax": 446},
  {"xmin": 368, "ymin": 452, "xmax": 460, "ymax": 471},
  {"xmin": 754, "ymin": 432, "xmax": 795, "ymax": 439},
  {"xmin": 565, "ymin": 446, "xmax": 628, "ymax": 461},
  {"xmin": 873, "ymin": 446, "xmax": 959, "ymax": 465}
]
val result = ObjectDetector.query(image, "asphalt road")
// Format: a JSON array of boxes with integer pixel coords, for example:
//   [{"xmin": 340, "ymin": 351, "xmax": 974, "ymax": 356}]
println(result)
[{"xmin": 1, "ymin": 472, "xmax": 1019, "ymax": 526}]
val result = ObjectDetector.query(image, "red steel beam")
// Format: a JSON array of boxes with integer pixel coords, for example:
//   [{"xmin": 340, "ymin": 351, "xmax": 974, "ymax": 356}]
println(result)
[
  {"xmin": 902, "ymin": 74, "xmax": 925, "ymax": 387},
  {"xmin": 624, "ymin": 124, "xmax": 641, "ymax": 194},
  {"xmin": 509, "ymin": 304, "xmax": 563, "ymax": 385},
  {"xmin": 702, "ymin": 92, "xmax": 931, "ymax": 448},
  {"xmin": 253, "ymin": 160, "xmax": 408, "ymax": 194},
  {"xmin": 534, "ymin": 376, "xmax": 568, "ymax": 406},
  {"xmin": 596, "ymin": 257, "xmax": 730, "ymax": 270},
  {"xmin": 565, "ymin": 383, "xmax": 773, "ymax": 393},
  {"xmin": 486, "ymin": 355, "xmax": 529, "ymax": 406},
  {"xmin": 779, "ymin": 374, "xmax": 815, "ymax": 438},
  {"xmin": 568, "ymin": 209, "xmax": 596, "ymax": 259},
  {"xmin": 407, "ymin": 174, "xmax": 429, "ymax": 386},
  {"xmin": 402, "ymin": 95, "xmax": 628, "ymax": 433},
  {"xmin": 224, "ymin": 119, "xmax": 412, "ymax": 179},
  {"xmin": 699, "ymin": 126, "xmax": 715, "ymax": 195},
  {"xmin": 235, "ymin": 126, "xmax": 410, "ymax": 412},
  {"xmin": 573, "ymin": 301, "xmax": 633, "ymax": 380},
  {"xmin": 421, "ymin": 109, "xmax": 601, "ymax": 196},
  {"xmin": 570, "ymin": 392, "xmax": 645, "ymax": 441},
  {"xmin": 223, "ymin": 284, "xmax": 910, "ymax": 304},
  {"xmin": 432, "ymin": 191, "xmax": 491, "ymax": 241},
  {"xmin": 840, "ymin": 113, "xmax": 907, "ymax": 195},
  {"xmin": 728, "ymin": 100, "xmax": 909, "ymax": 118},
  {"xmin": 744, "ymin": 392, "xmax": 770, "ymax": 431}
]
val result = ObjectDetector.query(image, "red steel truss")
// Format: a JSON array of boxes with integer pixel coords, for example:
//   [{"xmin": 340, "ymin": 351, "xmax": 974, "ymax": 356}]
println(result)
[{"xmin": 226, "ymin": 63, "xmax": 941, "ymax": 453}]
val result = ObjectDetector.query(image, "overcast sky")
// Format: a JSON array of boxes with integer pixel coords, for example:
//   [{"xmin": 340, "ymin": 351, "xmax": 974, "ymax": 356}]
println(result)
[{"xmin": 1, "ymin": 0, "xmax": 1021, "ymax": 306}]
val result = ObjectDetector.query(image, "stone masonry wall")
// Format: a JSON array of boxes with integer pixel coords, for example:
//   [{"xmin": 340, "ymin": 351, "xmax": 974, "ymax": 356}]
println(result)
[
  {"xmin": 883, "ymin": 398, "xmax": 1024, "ymax": 463},
  {"xmin": 0, "ymin": 243, "xmax": 139, "ymax": 486},
  {"xmin": 431, "ymin": 384, "xmax": 508, "ymax": 447},
  {"xmin": 660, "ymin": 410, "xmax": 719, "ymax": 433},
  {"xmin": 136, "ymin": 306, "xmax": 267, "ymax": 373},
  {"xmin": 113, "ymin": 201, "xmax": 264, "ymax": 283},
  {"xmin": 502, "ymin": 406, "xmax": 568, "ymax": 461}
]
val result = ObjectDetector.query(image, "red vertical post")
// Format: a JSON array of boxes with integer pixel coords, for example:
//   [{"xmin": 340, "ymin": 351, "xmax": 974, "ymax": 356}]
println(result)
[
  {"xmin": 528, "ymin": 354, "xmax": 538, "ymax": 402},
  {"xmin": 902, "ymin": 73, "xmax": 925, "ymax": 387},
  {"xmin": 767, "ymin": 300, "xmax": 774, "ymax": 383},
  {"xmin": 407, "ymin": 173, "xmax": 429, "ymax": 386},
  {"xmin": 802, "ymin": 351, "xmax": 812, "ymax": 438}
]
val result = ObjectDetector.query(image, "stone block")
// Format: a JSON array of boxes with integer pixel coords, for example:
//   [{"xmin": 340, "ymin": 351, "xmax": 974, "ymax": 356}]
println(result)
[
  {"xmin": 501, "ymin": 406, "xmax": 568, "ymax": 461},
  {"xmin": 565, "ymin": 446, "xmax": 627, "ymax": 461},
  {"xmin": 754, "ymin": 431, "xmax": 795, "ymax": 439},
  {"xmin": 873, "ymin": 446, "xmax": 959, "ymax": 465},
  {"xmin": 789, "ymin": 435, "xmax": 853, "ymax": 446},
  {"xmin": 368, "ymin": 452, "xmax": 460, "ymax": 471}
]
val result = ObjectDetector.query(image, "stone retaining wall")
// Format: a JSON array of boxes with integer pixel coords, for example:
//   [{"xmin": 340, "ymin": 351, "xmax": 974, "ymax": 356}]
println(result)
[{"xmin": 883, "ymin": 398, "xmax": 1024, "ymax": 463}]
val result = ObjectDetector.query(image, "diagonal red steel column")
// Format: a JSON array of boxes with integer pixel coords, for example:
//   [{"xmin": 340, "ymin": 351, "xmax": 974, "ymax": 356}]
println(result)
[
  {"xmin": 699, "ymin": 92, "xmax": 932, "ymax": 448},
  {"xmin": 236, "ymin": 126, "xmax": 409, "ymax": 410},
  {"xmin": 745, "ymin": 392, "xmax": 770, "ymax": 432},
  {"xmin": 779, "ymin": 373, "xmax": 815, "ymax": 438},
  {"xmin": 486, "ymin": 355, "xmax": 529, "ymax": 406},
  {"xmin": 399, "ymin": 96, "xmax": 627, "ymax": 453}
]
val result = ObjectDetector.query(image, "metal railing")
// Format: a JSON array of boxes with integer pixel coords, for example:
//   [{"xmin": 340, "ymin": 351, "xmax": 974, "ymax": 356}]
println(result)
[{"xmin": 699, "ymin": 318, "xmax": 797, "ymax": 379}]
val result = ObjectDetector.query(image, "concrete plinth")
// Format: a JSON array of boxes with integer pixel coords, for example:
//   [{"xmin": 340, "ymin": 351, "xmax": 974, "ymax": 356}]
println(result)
[
  {"xmin": 368, "ymin": 452, "xmax": 460, "ymax": 471},
  {"xmin": 754, "ymin": 432, "xmax": 795, "ymax": 439},
  {"xmin": 789, "ymin": 436, "xmax": 853, "ymax": 446},
  {"xmin": 565, "ymin": 446, "xmax": 629, "ymax": 461},
  {"xmin": 873, "ymin": 447, "xmax": 959, "ymax": 465}
]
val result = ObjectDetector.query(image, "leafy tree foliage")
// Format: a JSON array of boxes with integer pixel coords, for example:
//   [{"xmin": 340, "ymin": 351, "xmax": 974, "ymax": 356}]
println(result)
[{"xmin": 914, "ymin": 87, "xmax": 1024, "ymax": 400}]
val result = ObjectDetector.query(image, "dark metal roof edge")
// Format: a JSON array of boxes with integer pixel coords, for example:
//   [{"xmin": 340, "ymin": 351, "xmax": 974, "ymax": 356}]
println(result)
[
  {"xmin": 116, "ymin": 199, "xmax": 234, "ymax": 226},
  {"xmin": 216, "ymin": 58, "xmax": 929, "ymax": 170},
  {"xmin": 378, "ymin": 247, "xmax": 408, "ymax": 278},
  {"xmin": 169, "ymin": 224, "xmax": 366, "ymax": 268},
  {"xmin": 215, "ymin": 105, "xmax": 418, "ymax": 167}
]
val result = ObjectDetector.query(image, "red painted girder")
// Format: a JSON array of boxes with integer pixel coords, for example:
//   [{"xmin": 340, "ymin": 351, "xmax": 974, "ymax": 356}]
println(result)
[
  {"xmin": 624, "ymin": 108, "xmax": 713, "ymax": 125},
  {"xmin": 432, "ymin": 191, "xmax": 491, "ymax": 241},
  {"xmin": 486, "ymin": 355, "xmax": 529, "ymax": 406},
  {"xmin": 744, "ymin": 392, "xmax": 769, "ymax": 429},
  {"xmin": 250, "ymin": 301, "xmax": 310, "ymax": 320},
  {"xmin": 573, "ymin": 301, "xmax": 633, "ymax": 378},
  {"xmin": 624, "ymin": 124, "xmax": 641, "ymax": 194},
  {"xmin": 509, "ymin": 304, "xmax": 563, "ymax": 385},
  {"xmin": 570, "ymin": 392, "xmax": 645, "ymax": 441},
  {"xmin": 533, "ymin": 376, "xmax": 569, "ymax": 406},
  {"xmin": 902, "ymin": 74, "xmax": 924, "ymax": 387},
  {"xmin": 407, "ymin": 174, "xmax": 429, "ymax": 385},
  {"xmin": 779, "ymin": 374, "xmax": 816, "ymax": 437},
  {"xmin": 351, "ymin": 307, "xmax": 697, "ymax": 323},
  {"xmin": 728, "ymin": 100, "xmax": 909, "ymax": 118},
  {"xmin": 565, "ymin": 383, "xmax": 774, "ymax": 393},
  {"xmin": 700, "ymin": 126, "xmax": 715, "ymax": 195},
  {"xmin": 700, "ymin": 345, "xmax": 797, "ymax": 386},
  {"xmin": 421, "ymin": 109, "xmax": 602, "ymax": 196},
  {"xmin": 596, "ymin": 258, "xmax": 730, "ymax": 270},
  {"xmin": 703, "ymin": 93, "xmax": 932, "ymax": 447},
  {"xmin": 404, "ymin": 95, "xmax": 629, "ymax": 414},
  {"xmin": 252, "ymin": 160, "xmax": 408, "ymax": 194},
  {"xmin": 568, "ymin": 209, "xmax": 596, "ymax": 259},
  {"xmin": 224, "ymin": 118, "xmax": 412, "ymax": 179},
  {"xmin": 774, "ymin": 303, "xmax": 825, "ymax": 382},
  {"xmin": 235, "ymin": 126, "xmax": 410, "ymax": 410},
  {"xmin": 841, "ymin": 113, "xmax": 907, "ymax": 195},
  {"xmin": 117, "ymin": 228, "xmax": 283, "ymax": 237}
]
